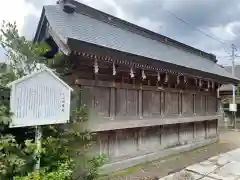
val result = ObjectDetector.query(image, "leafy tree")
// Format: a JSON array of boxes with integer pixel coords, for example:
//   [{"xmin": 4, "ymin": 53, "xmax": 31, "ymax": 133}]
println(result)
[{"xmin": 0, "ymin": 21, "xmax": 106, "ymax": 180}]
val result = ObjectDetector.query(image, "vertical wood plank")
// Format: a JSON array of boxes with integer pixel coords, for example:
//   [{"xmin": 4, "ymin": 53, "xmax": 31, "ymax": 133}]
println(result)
[
  {"xmin": 108, "ymin": 131, "xmax": 117, "ymax": 158},
  {"xmin": 139, "ymin": 126, "xmax": 161, "ymax": 151},
  {"xmin": 99, "ymin": 132, "xmax": 109, "ymax": 156},
  {"xmin": 110, "ymin": 87, "xmax": 116, "ymax": 120},
  {"xmin": 161, "ymin": 91, "xmax": 165, "ymax": 116},
  {"xmin": 193, "ymin": 123, "xmax": 196, "ymax": 140},
  {"xmin": 195, "ymin": 93, "xmax": 204, "ymax": 115},
  {"xmin": 116, "ymin": 129, "xmax": 138, "ymax": 156},
  {"xmin": 151, "ymin": 91, "xmax": 161, "ymax": 115},
  {"xmin": 165, "ymin": 91, "xmax": 179, "ymax": 116},
  {"xmin": 137, "ymin": 128, "xmax": 141, "ymax": 151},
  {"xmin": 177, "ymin": 124, "xmax": 180, "ymax": 144},
  {"xmin": 159, "ymin": 125, "xmax": 162, "ymax": 145},
  {"xmin": 193, "ymin": 94, "xmax": 196, "ymax": 115},
  {"xmin": 205, "ymin": 95, "xmax": 208, "ymax": 115},
  {"xmin": 142, "ymin": 90, "xmax": 151, "ymax": 116},
  {"xmin": 179, "ymin": 92, "xmax": 183, "ymax": 116},
  {"xmin": 116, "ymin": 88, "xmax": 127, "ymax": 117},
  {"xmin": 94, "ymin": 87, "xmax": 110, "ymax": 117},
  {"xmin": 182, "ymin": 93, "xmax": 194, "ymax": 116},
  {"xmin": 195, "ymin": 122, "xmax": 205, "ymax": 141},
  {"xmin": 139, "ymin": 84, "xmax": 143, "ymax": 119},
  {"xmin": 205, "ymin": 121, "xmax": 208, "ymax": 139},
  {"xmin": 126, "ymin": 89, "xmax": 138, "ymax": 116}
]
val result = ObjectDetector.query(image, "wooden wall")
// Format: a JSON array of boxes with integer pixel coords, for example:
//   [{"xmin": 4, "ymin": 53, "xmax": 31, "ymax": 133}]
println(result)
[
  {"xmin": 79, "ymin": 84, "xmax": 218, "ymax": 123},
  {"xmin": 95, "ymin": 120, "xmax": 218, "ymax": 162},
  {"xmin": 63, "ymin": 56, "xmax": 221, "ymax": 166}
]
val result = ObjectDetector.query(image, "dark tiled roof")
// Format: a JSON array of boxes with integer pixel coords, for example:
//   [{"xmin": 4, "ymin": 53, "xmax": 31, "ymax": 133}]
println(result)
[{"xmin": 38, "ymin": 3, "xmax": 238, "ymax": 83}]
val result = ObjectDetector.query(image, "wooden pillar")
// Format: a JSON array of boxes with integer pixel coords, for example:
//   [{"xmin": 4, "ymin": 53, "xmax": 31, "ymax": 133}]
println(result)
[
  {"xmin": 159, "ymin": 126, "xmax": 162, "ymax": 146},
  {"xmin": 160, "ymin": 91, "xmax": 165, "ymax": 116},
  {"xmin": 179, "ymin": 92, "xmax": 183, "ymax": 116},
  {"xmin": 205, "ymin": 95, "xmax": 208, "ymax": 115},
  {"xmin": 177, "ymin": 123, "xmax": 180, "ymax": 144},
  {"xmin": 108, "ymin": 131, "xmax": 118, "ymax": 158},
  {"xmin": 193, "ymin": 94, "xmax": 196, "ymax": 115},
  {"xmin": 193, "ymin": 123, "xmax": 197, "ymax": 140},
  {"xmin": 137, "ymin": 128, "xmax": 142, "ymax": 151},
  {"xmin": 205, "ymin": 121, "xmax": 208, "ymax": 139},
  {"xmin": 139, "ymin": 83, "xmax": 143, "ymax": 119},
  {"xmin": 110, "ymin": 86, "xmax": 116, "ymax": 120},
  {"xmin": 216, "ymin": 119, "xmax": 219, "ymax": 138}
]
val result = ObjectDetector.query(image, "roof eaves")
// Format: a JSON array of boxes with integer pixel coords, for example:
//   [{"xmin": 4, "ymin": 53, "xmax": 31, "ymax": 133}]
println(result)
[
  {"xmin": 33, "ymin": 8, "xmax": 46, "ymax": 42},
  {"xmin": 66, "ymin": 38, "xmax": 240, "ymax": 85}
]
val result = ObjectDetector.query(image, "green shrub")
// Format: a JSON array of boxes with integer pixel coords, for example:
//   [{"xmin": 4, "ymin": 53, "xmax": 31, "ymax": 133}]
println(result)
[{"xmin": 0, "ymin": 21, "xmax": 107, "ymax": 180}]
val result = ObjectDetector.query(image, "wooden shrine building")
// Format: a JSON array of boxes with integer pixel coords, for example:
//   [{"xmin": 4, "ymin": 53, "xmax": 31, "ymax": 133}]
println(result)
[{"xmin": 34, "ymin": 0, "xmax": 240, "ymax": 172}]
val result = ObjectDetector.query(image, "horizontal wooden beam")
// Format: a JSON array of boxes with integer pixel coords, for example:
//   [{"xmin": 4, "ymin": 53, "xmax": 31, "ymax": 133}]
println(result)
[
  {"xmin": 84, "ymin": 115, "xmax": 221, "ymax": 132},
  {"xmin": 75, "ymin": 78, "xmax": 216, "ymax": 95}
]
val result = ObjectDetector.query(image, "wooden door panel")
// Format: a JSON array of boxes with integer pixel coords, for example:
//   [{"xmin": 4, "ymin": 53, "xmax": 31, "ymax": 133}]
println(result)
[
  {"xmin": 94, "ymin": 87, "xmax": 110, "ymax": 117},
  {"xmin": 81, "ymin": 86, "xmax": 94, "ymax": 115},
  {"xmin": 127, "ymin": 89, "xmax": 138, "ymax": 116},
  {"xmin": 151, "ymin": 91, "xmax": 161, "ymax": 115},
  {"xmin": 116, "ymin": 129, "xmax": 138, "ymax": 156},
  {"xmin": 143, "ymin": 90, "xmax": 161, "ymax": 116},
  {"xmin": 182, "ymin": 93, "xmax": 194, "ymax": 115},
  {"xmin": 195, "ymin": 94, "xmax": 204, "ymax": 115},
  {"xmin": 208, "ymin": 95, "xmax": 217, "ymax": 114},
  {"xmin": 165, "ymin": 92, "xmax": 179, "ymax": 116},
  {"xmin": 142, "ymin": 90, "xmax": 151, "ymax": 116},
  {"xmin": 116, "ymin": 89, "xmax": 127, "ymax": 116}
]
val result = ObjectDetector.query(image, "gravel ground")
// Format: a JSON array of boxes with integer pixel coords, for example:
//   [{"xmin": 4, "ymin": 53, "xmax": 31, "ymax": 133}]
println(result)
[{"xmin": 102, "ymin": 130, "xmax": 240, "ymax": 180}]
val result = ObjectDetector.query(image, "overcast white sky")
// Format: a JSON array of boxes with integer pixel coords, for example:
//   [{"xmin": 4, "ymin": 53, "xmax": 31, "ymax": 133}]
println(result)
[{"xmin": 0, "ymin": 0, "xmax": 240, "ymax": 66}]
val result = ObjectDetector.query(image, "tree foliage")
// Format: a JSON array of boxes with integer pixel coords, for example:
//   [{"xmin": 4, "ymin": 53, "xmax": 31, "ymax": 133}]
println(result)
[{"xmin": 0, "ymin": 21, "xmax": 106, "ymax": 180}]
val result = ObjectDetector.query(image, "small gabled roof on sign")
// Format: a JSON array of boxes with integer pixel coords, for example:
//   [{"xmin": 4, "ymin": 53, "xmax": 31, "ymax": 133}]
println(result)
[{"xmin": 7, "ymin": 67, "xmax": 73, "ymax": 91}]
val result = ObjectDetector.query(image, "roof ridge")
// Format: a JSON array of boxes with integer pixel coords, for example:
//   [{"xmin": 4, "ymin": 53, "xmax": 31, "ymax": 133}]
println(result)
[{"xmin": 69, "ymin": 0, "xmax": 217, "ymax": 63}]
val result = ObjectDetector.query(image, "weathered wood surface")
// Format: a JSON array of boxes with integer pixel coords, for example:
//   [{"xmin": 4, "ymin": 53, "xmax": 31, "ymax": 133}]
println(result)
[
  {"xmin": 161, "ymin": 125, "xmax": 179, "ymax": 148},
  {"xmin": 87, "ymin": 115, "xmax": 220, "ymax": 132},
  {"xmin": 75, "ymin": 78, "xmax": 219, "ymax": 164},
  {"xmin": 80, "ymin": 83, "xmax": 217, "ymax": 120},
  {"xmin": 194, "ymin": 122, "xmax": 205, "ymax": 141},
  {"xmin": 207, "ymin": 120, "xmax": 217, "ymax": 138},
  {"xmin": 165, "ymin": 91, "xmax": 179, "ymax": 116},
  {"xmin": 142, "ymin": 90, "xmax": 161, "ymax": 116},
  {"xmin": 179, "ymin": 123, "xmax": 194, "ymax": 145},
  {"xmin": 182, "ymin": 93, "xmax": 194, "ymax": 116},
  {"xmin": 95, "ymin": 121, "xmax": 218, "ymax": 162},
  {"xmin": 79, "ymin": 79, "xmax": 218, "ymax": 131}
]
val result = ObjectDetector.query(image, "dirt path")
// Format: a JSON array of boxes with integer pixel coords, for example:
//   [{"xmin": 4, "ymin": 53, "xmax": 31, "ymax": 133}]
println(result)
[{"xmin": 103, "ymin": 131, "xmax": 240, "ymax": 180}]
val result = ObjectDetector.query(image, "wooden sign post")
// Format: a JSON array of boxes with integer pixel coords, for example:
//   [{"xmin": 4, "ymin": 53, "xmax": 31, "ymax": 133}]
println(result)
[{"xmin": 7, "ymin": 67, "xmax": 73, "ymax": 170}]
